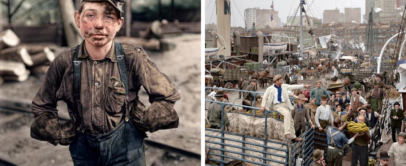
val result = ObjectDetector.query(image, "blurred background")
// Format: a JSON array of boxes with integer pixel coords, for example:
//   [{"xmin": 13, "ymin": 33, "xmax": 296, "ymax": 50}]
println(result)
[{"xmin": 0, "ymin": 0, "xmax": 201, "ymax": 166}]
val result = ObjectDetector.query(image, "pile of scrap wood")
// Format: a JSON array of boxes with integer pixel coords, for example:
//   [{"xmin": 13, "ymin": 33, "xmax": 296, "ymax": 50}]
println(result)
[{"xmin": 0, "ymin": 29, "xmax": 63, "ymax": 86}]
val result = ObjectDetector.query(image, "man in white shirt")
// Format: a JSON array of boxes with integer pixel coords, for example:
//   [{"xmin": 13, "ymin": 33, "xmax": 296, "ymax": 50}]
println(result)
[
  {"xmin": 332, "ymin": 66, "xmax": 338, "ymax": 78},
  {"xmin": 208, "ymin": 88, "xmax": 217, "ymax": 101},
  {"xmin": 388, "ymin": 132, "xmax": 406, "ymax": 166},
  {"xmin": 260, "ymin": 75, "xmax": 310, "ymax": 142},
  {"xmin": 315, "ymin": 95, "xmax": 334, "ymax": 131}
]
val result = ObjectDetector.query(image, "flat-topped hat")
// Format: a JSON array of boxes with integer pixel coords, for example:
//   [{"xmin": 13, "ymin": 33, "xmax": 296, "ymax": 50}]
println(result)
[
  {"xmin": 250, "ymin": 79, "xmax": 257, "ymax": 82},
  {"xmin": 321, "ymin": 95, "xmax": 328, "ymax": 100},
  {"xmin": 215, "ymin": 90, "xmax": 224, "ymax": 97},
  {"xmin": 81, "ymin": 0, "xmax": 124, "ymax": 17},
  {"xmin": 379, "ymin": 151, "xmax": 390, "ymax": 159},
  {"xmin": 273, "ymin": 75, "xmax": 282, "ymax": 82},
  {"xmin": 394, "ymin": 102, "xmax": 400, "ymax": 106},
  {"xmin": 351, "ymin": 88, "xmax": 357, "ymax": 91}
]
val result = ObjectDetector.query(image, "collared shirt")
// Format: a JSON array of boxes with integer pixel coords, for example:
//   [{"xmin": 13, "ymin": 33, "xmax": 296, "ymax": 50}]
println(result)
[
  {"xmin": 327, "ymin": 126, "xmax": 348, "ymax": 148},
  {"xmin": 298, "ymin": 104, "xmax": 303, "ymax": 113},
  {"xmin": 273, "ymin": 85, "xmax": 285, "ymax": 104},
  {"xmin": 31, "ymin": 41, "xmax": 180, "ymax": 135},
  {"xmin": 207, "ymin": 102, "xmax": 230, "ymax": 128},
  {"xmin": 388, "ymin": 142, "xmax": 406, "ymax": 166},
  {"xmin": 350, "ymin": 95, "xmax": 367, "ymax": 105},
  {"xmin": 315, "ymin": 105, "xmax": 334, "ymax": 127}
]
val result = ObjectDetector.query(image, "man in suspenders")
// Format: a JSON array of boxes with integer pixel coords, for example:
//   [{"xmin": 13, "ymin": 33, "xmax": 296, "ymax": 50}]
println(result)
[
  {"xmin": 326, "ymin": 119, "xmax": 357, "ymax": 166},
  {"xmin": 29, "ymin": 1, "xmax": 180, "ymax": 165}
]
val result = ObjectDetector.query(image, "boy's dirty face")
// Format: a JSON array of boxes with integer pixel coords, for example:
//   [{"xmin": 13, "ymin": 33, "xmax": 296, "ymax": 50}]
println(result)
[{"xmin": 75, "ymin": 2, "xmax": 123, "ymax": 47}]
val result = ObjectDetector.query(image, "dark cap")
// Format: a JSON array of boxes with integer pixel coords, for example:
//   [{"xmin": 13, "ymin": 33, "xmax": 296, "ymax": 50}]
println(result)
[
  {"xmin": 366, "ymin": 104, "xmax": 372, "ymax": 110},
  {"xmin": 321, "ymin": 95, "xmax": 328, "ymax": 100},
  {"xmin": 341, "ymin": 92, "xmax": 346, "ymax": 95},
  {"xmin": 379, "ymin": 151, "xmax": 390, "ymax": 159},
  {"xmin": 359, "ymin": 106, "xmax": 367, "ymax": 111},
  {"xmin": 215, "ymin": 90, "xmax": 224, "ymax": 97},
  {"xmin": 81, "ymin": 0, "xmax": 124, "ymax": 17},
  {"xmin": 394, "ymin": 102, "xmax": 400, "ymax": 106}
]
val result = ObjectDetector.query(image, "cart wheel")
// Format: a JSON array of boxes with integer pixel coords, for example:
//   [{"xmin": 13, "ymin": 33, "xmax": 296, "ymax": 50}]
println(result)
[{"xmin": 224, "ymin": 82, "xmax": 233, "ymax": 93}]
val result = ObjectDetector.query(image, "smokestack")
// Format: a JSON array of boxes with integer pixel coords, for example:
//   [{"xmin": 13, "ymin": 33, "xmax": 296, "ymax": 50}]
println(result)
[
  {"xmin": 233, "ymin": 31, "xmax": 241, "ymax": 56},
  {"xmin": 257, "ymin": 31, "xmax": 264, "ymax": 63},
  {"xmin": 216, "ymin": 0, "xmax": 231, "ymax": 57},
  {"xmin": 210, "ymin": 31, "xmax": 218, "ymax": 48}
]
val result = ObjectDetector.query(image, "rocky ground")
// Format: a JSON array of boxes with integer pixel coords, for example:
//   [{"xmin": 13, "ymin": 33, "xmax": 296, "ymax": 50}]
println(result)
[{"xmin": 0, "ymin": 34, "xmax": 201, "ymax": 166}]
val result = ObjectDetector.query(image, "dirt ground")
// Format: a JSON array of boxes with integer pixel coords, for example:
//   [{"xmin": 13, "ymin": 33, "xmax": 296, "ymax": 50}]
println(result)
[{"xmin": 0, "ymin": 34, "xmax": 201, "ymax": 165}]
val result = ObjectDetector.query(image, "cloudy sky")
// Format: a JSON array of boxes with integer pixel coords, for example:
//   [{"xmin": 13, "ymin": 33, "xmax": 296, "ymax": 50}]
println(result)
[{"xmin": 205, "ymin": 0, "xmax": 366, "ymax": 27}]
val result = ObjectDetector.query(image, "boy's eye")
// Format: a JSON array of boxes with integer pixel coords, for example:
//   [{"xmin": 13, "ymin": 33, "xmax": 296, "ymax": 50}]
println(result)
[{"xmin": 86, "ymin": 14, "xmax": 94, "ymax": 18}]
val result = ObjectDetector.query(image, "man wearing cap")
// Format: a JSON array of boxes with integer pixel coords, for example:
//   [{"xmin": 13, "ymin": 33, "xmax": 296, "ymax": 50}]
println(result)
[
  {"xmin": 339, "ymin": 92, "xmax": 350, "ymax": 110},
  {"xmin": 207, "ymin": 90, "xmax": 230, "ymax": 130},
  {"xmin": 312, "ymin": 149, "xmax": 326, "ymax": 166},
  {"xmin": 30, "ymin": 1, "xmax": 181, "ymax": 165},
  {"xmin": 292, "ymin": 94, "xmax": 315, "ymax": 137},
  {"xmin": 219, "ymin": 76, "xmax": 225, "ymax": 88},
  {"xmin": 327, "ymin": 118, "xmax": 357, "ymax": 166},
  {"xmin": 238, "ymin": 77, "xmax": 244, "ymax": 99},
  {"xmin": 365, "ymin": 104, "xmax": 382, "ymax": 128},
  {"xmin": 261, "ymin": 74, "xmax": 311, "ymax": 141},
  {"xmin": 239, "ymin": 78, "xmax": 250, "ymax": 99},
  {"xmin": 378, "ymin": 151, "xmax": 390, "ymax": 166},
  {"xmin": 311, "ymin": 80, "xmax": 330, "ymax": 106},
  {"xmin": 371, "ymin": 74, "xmax": 385, "ymax": 88},
  {"xmin": 366, "ymin": 82, "xmax": 386, "ymax": 114},
  {"xmin": 388, "ymin": 132, "xmax": 406, "ymax": 166},
  {"xmin": 351, "ymin": 116, "xmax": 371, "ymax": 166},
  {"xmin": 242, "ymin": 79, "xmax": 257, "ymax": 112},
  {"xmin": 348, "ymin": 88, "xmax": 367, "ymax": 121},
  {"xmin": 354, "ymin": 106, "xmax": 371, "ymax": 127},
  {"xmin": 315, "ymin": 95, "xmax": 334, "ymax": 130},
  {"xmin": 390, "ymin": 102, "xmax": 405, "ymax": 142}
]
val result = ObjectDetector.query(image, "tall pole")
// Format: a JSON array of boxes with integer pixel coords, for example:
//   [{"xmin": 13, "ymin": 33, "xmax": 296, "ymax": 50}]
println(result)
[
  {"xmin": 300, "ymin": 0, "xmax": 303, "ymax": 56},
  {"xmin": 125, "ymin": 0, "xmax": 132, "ymax": 37}
]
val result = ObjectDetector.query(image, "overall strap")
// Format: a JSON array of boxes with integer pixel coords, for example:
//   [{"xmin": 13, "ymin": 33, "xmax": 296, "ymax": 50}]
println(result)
[
  {"xmin": 115, "ymin": 42, "xmax": 129, "ymax": 95},
  {"xmin": 114, "ymin": 43, "xmax": 130, "ymax": 119},
  {"xmin": 73, "ymin": 45, "xmax": 81, "ymax": 101},
  {"xmin": 329, "ymin": 127, "xmax": 340, "ymax": 147}
]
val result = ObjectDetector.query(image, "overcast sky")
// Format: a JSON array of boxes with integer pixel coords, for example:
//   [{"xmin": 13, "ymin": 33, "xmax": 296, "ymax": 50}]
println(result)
[{"xmin": 205, "ymin": 0, "xmax": 366, "ymax": 27}]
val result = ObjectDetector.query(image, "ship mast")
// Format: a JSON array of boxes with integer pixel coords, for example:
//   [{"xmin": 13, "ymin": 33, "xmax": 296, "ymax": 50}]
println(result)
[{"xmin": 300, "ymin": 0, "xmax": 304, "ymax": 56}]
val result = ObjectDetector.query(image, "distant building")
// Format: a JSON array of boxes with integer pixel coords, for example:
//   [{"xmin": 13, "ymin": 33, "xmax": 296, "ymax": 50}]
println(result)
[
  {"xmin": 244, "ymin": 7, "xmax": 279, "ymax": 30},
  {"xmin": 205, "ymin": 23, "xmax": 217, "ymax": 30},
  {"xmin": 323, "ymin": 9, "xmax": 339, "ymax": 24},
  {"xmin": 339, "ymin": 13, "xmax": 345, "ymax": 23},
  {"xmin": 345, "ymin": 8, "xmax": 361, "ymax": 23},
  {"xmin": 245, "ymin": 8, "xmax": 258, "ymax": 30}
]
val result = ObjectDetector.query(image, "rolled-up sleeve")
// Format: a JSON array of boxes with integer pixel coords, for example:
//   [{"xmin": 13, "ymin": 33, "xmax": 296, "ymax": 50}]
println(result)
[{"xmin": 31, "ymin": 52, "xmax": 68, "ymax": 118}]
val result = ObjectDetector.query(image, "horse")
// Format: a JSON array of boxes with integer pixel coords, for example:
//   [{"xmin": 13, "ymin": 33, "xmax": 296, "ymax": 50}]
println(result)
[{"xmin": 318, "ymin": 65, "xmax": 327, "ymax": 78}]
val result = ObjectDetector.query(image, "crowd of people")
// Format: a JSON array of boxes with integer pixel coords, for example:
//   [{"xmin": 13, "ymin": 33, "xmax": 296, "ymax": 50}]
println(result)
[{"xmin": 206, "ymin": 66, "xmax": 406, "ymax": 166}]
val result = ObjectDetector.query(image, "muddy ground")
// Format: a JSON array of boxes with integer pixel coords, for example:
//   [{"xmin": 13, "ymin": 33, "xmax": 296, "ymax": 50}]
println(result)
[{"xmin": 0, "ymin": 34, "xmax": 201, "ymax": 166}]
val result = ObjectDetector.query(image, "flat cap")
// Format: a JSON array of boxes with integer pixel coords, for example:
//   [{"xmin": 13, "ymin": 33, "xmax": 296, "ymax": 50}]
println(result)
[
  {"xmin": 313, "ymin": 149, "xmax": 324, "ymax": 160},
  {"xmin": 273, "ymin": 75, "xmax": 283, "ymax": 82},
  {"xmin": 351, "ymin": 88, "xmax": 357, "ymax": 91},
  {"xmin": 81, "ymin": 0, "xmax": 124, "ymax": 17}
]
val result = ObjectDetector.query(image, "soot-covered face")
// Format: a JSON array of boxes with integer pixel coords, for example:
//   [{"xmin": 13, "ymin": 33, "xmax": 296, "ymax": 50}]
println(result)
[{"xmin": 75, "ymin": 2, "xmax": 123, "ymax": 47}]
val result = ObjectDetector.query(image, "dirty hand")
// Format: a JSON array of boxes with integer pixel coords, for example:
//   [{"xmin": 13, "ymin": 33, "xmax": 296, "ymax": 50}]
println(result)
[
  {"xmin": 311, "ymin": 124, "xmax": 315, "ymax": 129},
  {"xmin": 319, "ymin": 127, "xmax": 323, "ymax": 131},
  {"xmin": 261, "ymin": 107, "xmax": 265, "ymax": 112}
]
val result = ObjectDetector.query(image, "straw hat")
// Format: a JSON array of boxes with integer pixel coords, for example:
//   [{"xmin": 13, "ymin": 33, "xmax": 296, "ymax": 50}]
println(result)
[{"xmin": 297, "ymin": 94, "xmax": 308, "ymax": 101}]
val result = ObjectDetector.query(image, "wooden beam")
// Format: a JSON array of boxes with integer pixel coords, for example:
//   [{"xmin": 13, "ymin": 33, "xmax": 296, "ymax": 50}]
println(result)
[
  {"xmin": 58, "ymin": 0, "xmax": 81, "ymax": 47},
  {"xmin": 125, "ymin": 0, "xmax": 132, "ymax": 37}
]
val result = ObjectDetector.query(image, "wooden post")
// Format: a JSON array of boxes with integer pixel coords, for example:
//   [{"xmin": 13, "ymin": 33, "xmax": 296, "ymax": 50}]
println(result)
[
  {"xmin": 125, "ymin": 0, "xmax": 132, "ymax": 37},
  {"xmin": 59, "ymin": 0, "xmax": 81, "ymax": 47}
]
